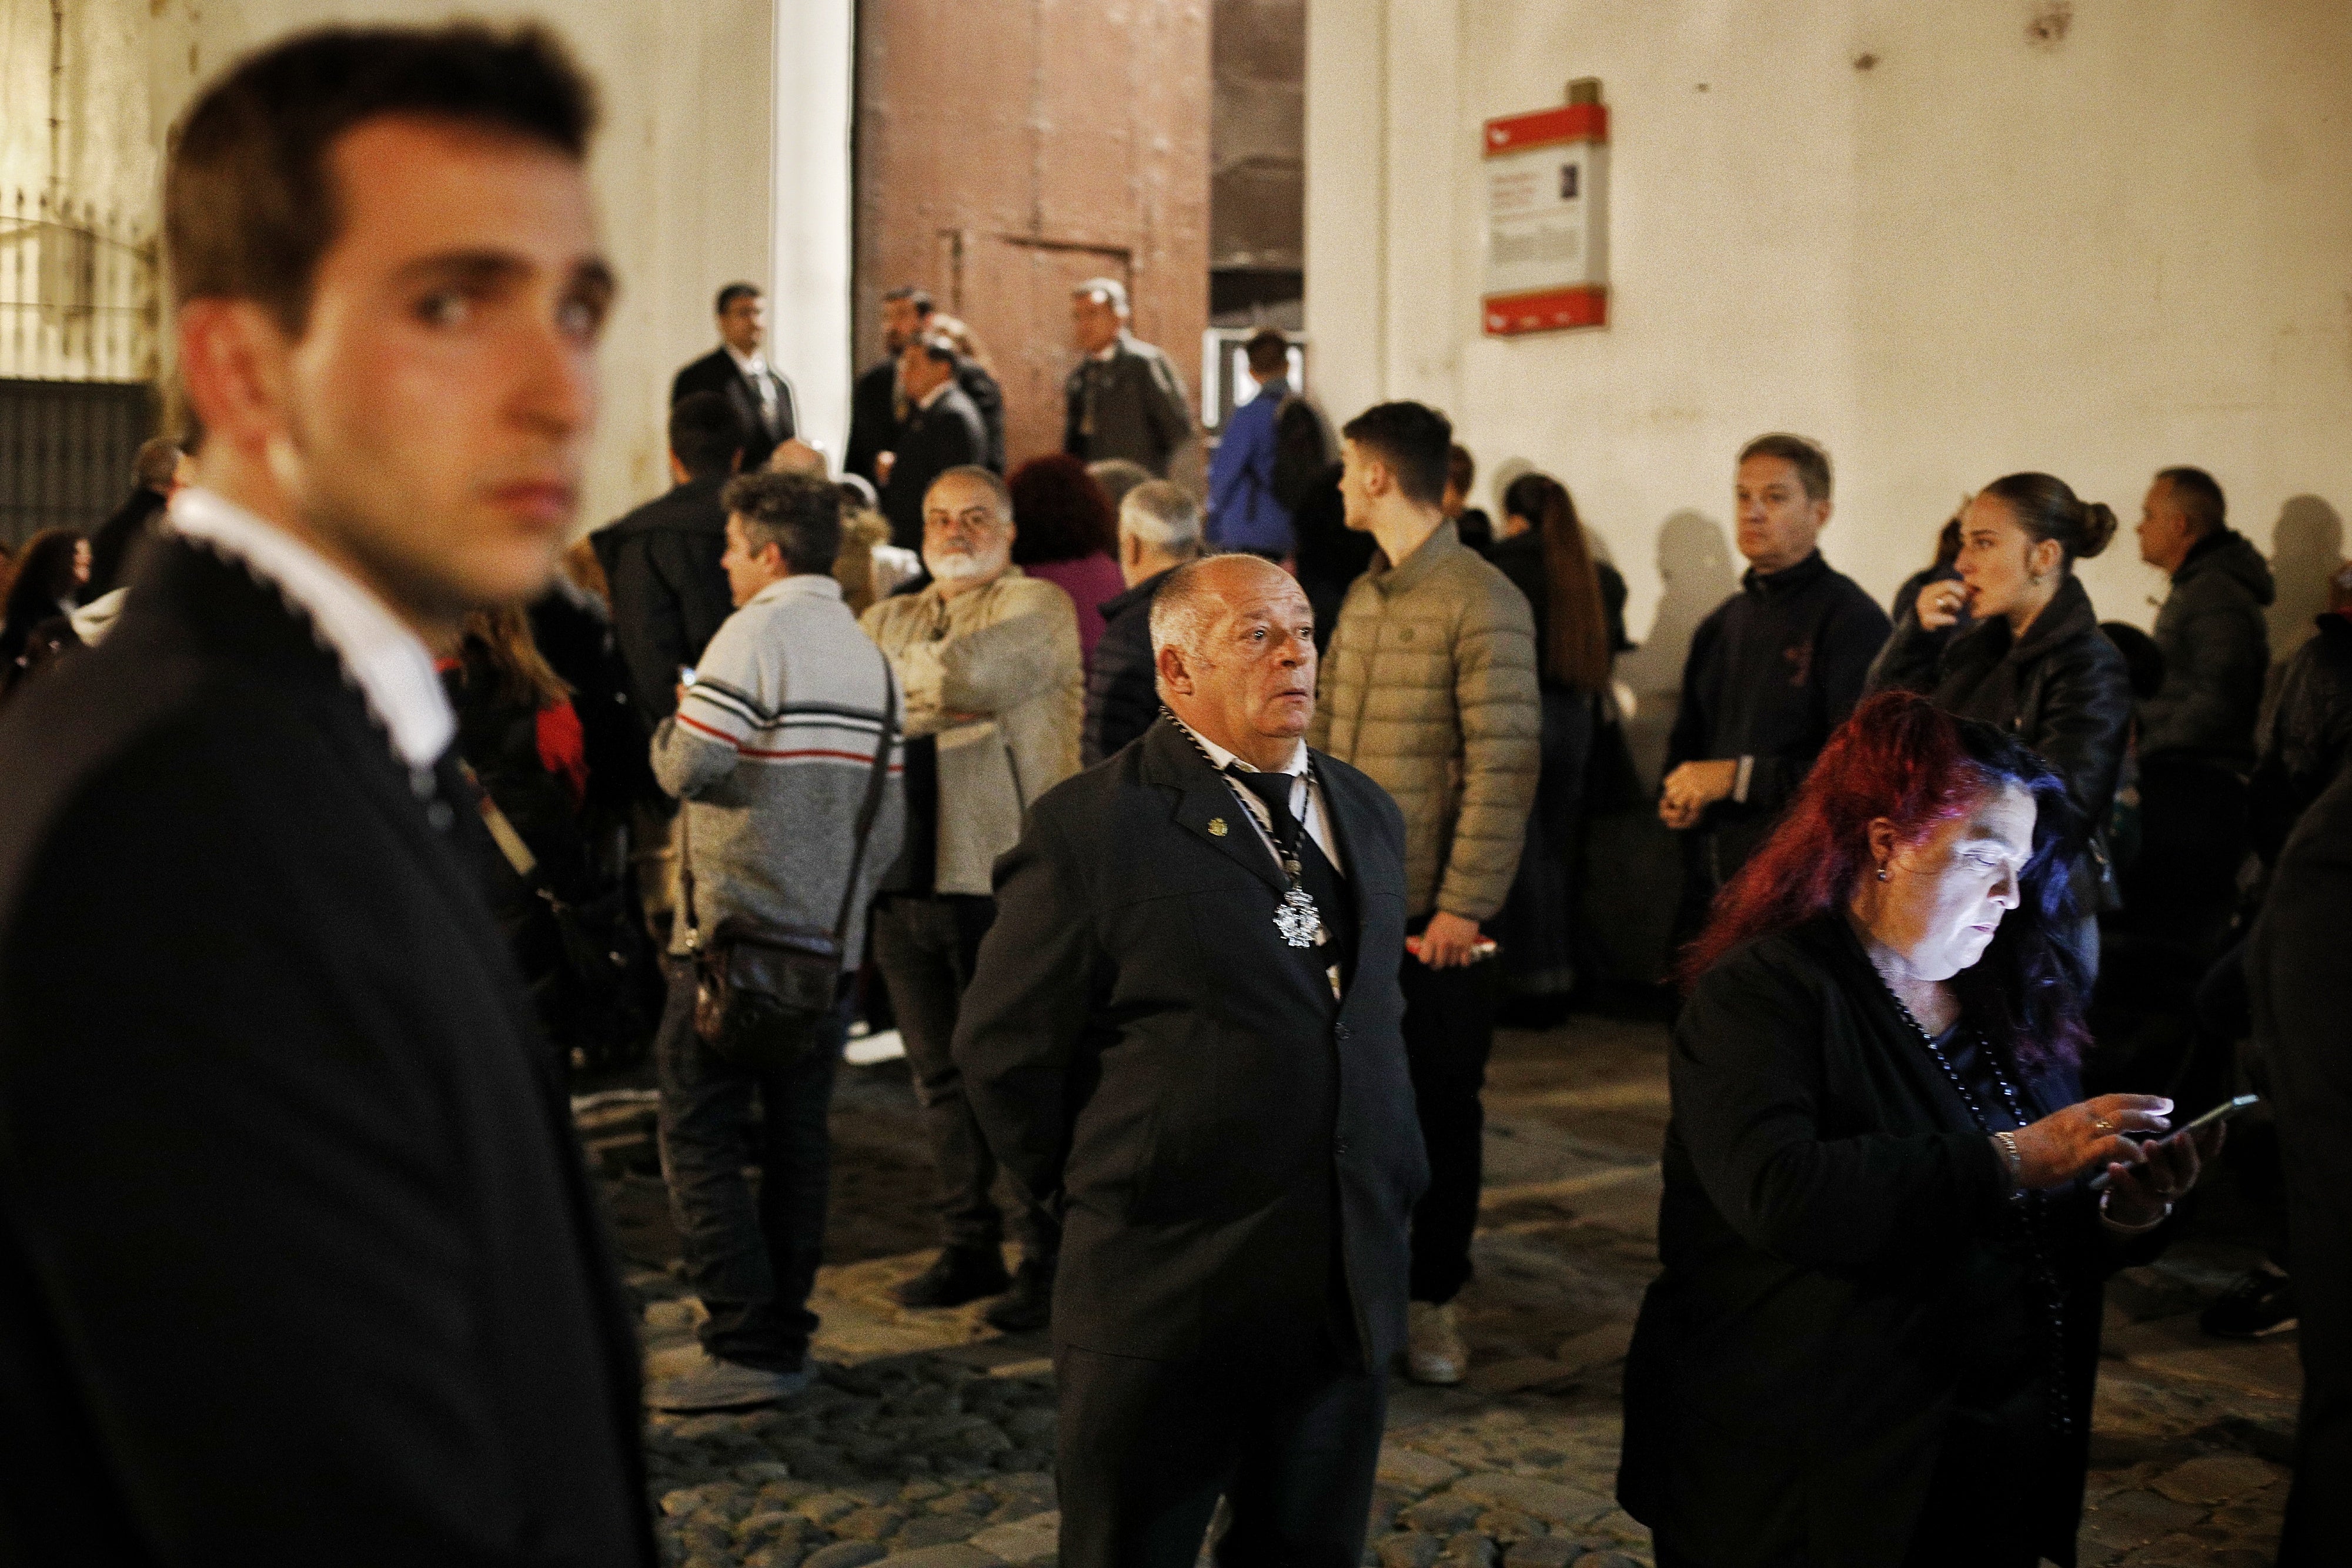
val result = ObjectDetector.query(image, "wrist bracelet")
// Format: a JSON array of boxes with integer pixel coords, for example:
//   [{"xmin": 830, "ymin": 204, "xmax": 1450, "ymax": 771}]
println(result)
[
  {"xmin": 2099, "ymin": 1188, "xmax": 2170, "ymax": 1233},
  {"xmin": 1993, "ymin": 1131, "xmax": 2023, "ymax": 1189}
]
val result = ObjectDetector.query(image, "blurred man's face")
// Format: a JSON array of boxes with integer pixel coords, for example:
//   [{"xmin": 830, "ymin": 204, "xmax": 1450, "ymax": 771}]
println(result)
[
  {"xmin": 196, "ymin": 116, "xmax": 612, "ymax": 629},
  {"xmin": 881, "ymin": 296, "xmax": 925, "ymax": 355},
  {"xmin": 2136, "ymin": 479, "xmax": 2196, "ymax": 574},
  {"xmin": 720, "ymin": 513, "xmax": 785, "ymax": 607},
  {"xmin": 899, "ymin": 342, "xmax": 954, "ymax": 400},
  {"xmin": 922, "ymin": 473, "xmax": 1014, "ymax": 592},
  {"xmin": 1071, "ymin": 293, "xmax": 1122, "ymax": 355},
  {"xmin": 719, "ymin": 292, "xmax": 764, "ymax": 354},
  {"xmin": 1733, "ymin": 454, "xmax": 1829, "ymax": 573}
]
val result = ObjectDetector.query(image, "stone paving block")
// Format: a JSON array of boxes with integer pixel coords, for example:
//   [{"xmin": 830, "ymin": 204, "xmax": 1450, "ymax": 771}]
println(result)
[
  {"xmin": 893, "ymin": 1516, "xmax": 978, "ymax": 1549},
  {"xmin": 2149, "ymin": 1453, "xmax": 2287, "ymax": 1505},
  {"xmin": 803, "ymin": 1545, "xmax": 888, "ymax": 1568},
  {"xmin": 2082, "ymin": 1486, "xmax": 2204, "ymax": 1548},
  {"xmin": 1468, "ymin": 1358, "xmax": 1577, "ymax": 1396},
  {"xmin": 1501, "ymin": 1540, "xmax": 1577, "ymax": 1568},
  {"xmin": 1375, "ymin": 1532, "xmax": 1443, "ymax": 1568},
  {"xmin": 1439, "ymin": 1530, "xmax": 1497, "ymax": 1566},
  {"xmin": 833, "ymin": 1507, "xmax": 908, "ymax": 1541},
  {"xmin": 1552, "ymin": 1322, "xmax": 1635, "ymax": 1375},
  {"xmin": 1377, "ymin": 1445, "xmax": 1462, "ymax": 1492},
  {"xmin": 1448, "ymin": 1475, "xmax": 1613, "ymax": 1529},
  {"xmin": 966, "ymin": 1510, "xmax": 1059, "ymax": 1566},
  {"xmin": 876, "ymin": 1545, "xmax": 996, "ymax": 1568}
]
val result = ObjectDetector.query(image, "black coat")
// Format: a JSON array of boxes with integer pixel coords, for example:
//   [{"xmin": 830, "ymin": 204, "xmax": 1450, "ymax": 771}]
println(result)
[
  {"xmin": 1666, "ymin": 551, "xmax": 1890, "ymax": 871},
  {"xmin": 953, "ymin": 718, "xmax": 1427, "ymax": 1367},
  {"xmin": 82, "ymin": 484, "xmax": 169, "ymax": 603},
  {"xmin": 847, "ymin": 358, "xmax": 1008, "ymax": 487},
  {"xmin": 1869, "ymin": 574, "xmax": 2132, "ymax": 910},
  {"xmin": 2249, "ymin": 613, "xmax": 2352, "ymax": 866},
  {"xmin": 1621, "ymin": 917, "xmax": 2123, "ymax": 1568},
  {"xmin": 879, "ymin": 384, "xmax": 987, "ymax": 549},
  {"xmin": 2246, "ymin": 761, "xmax": 2352, "ymax": 1563},
  {"xmin": 1080, "ymin": 567, "xmax": 1170, "ymax": 765},
  {"xmin": 670, "ymin": 346, "xmax": 797, "ymax": 472},
  {"xmin": 0, "ymin": 539, "xmax": 652, "ymax": 1566},
  {"xmin": 590, "ymin": 473, "xmax": 735, "ymax": 726}
]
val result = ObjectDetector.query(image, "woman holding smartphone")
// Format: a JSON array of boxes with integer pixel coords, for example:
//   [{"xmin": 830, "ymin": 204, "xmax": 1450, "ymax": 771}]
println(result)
[{"xmin": 1618, "ymin": 693, "xmax": 2217, "ymax": 1568}]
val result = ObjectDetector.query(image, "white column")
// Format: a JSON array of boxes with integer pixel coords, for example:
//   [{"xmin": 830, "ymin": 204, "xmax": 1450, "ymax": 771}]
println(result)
[
  {"xmin": 769, "ymin": 0, "xmax": 856, "ymax": 466},
  {"xmin": 1304, "ymin": 0, "xmax": 1389, "ymax": 426}
]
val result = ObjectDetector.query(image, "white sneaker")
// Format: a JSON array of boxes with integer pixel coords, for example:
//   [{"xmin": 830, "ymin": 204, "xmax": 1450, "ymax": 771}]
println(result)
[
  {"xmin": 1405, "ymin": 1300, "xmax": 1467, "ymax": 1386},
  {"xmin": 644, "ymin": 1348, "xmax": 811, "ymax": 1412}
]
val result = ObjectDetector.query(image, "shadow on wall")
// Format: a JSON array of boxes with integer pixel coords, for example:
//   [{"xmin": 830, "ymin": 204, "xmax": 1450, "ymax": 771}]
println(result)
[
  {"xmin": 2266, "ymin": 494, "xmax": 2343, "ymax": 666},
  {"xmin": 1584, "ymin": 509, "xmax": 1739, "ymax": 988}
]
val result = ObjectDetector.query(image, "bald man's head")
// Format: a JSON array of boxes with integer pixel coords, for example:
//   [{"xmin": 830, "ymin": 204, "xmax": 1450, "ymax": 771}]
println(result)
[{"xmin": 1151, "ymin": 554, "xmax": 1317, "ymax": 769}]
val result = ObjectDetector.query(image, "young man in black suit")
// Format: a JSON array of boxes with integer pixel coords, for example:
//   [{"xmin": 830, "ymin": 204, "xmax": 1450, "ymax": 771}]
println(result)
[
  {"xmin": 954, "ymin": 554, "xmax": 1426, "ymax": 1567},
  {"xmin": 671, "ymin": 282, "xmax": 799, "ymax": 471},
  {"xmin": 0, "ymin": 25, "xmax": 654, "ymax": 1564},
  {"xmin": 877, "ymin": 333, "xmax": 987, "ymax": 550}
]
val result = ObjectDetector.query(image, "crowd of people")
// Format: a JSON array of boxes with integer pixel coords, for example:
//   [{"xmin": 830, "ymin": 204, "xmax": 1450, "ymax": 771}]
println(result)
[{"xmin": 0, "ymin": 19, "xmax": 2343, "ymax": 1568}]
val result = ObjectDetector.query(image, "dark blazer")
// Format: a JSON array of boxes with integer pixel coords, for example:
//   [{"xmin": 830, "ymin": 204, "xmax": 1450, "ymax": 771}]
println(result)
[
  {"xmin": 1080, "ymin": 567, "xmax": 1170, "ymax": 765},
  {"xmin": 2247, "ymin": 760, "xmax": 2352, "ymax": 1564},
  {"xmin": 2249, "ymin": 613, "xmax": 2352, "ymax": 865},
  {"xmin": 1621, "ymin": 916, "xmax": 2121, "ymax": 1568},
  {"xmin": 670, "ymin": 346, "xmax": 797, "ymax": 471},
  {"xmin": 880, "ymin": 383, "xmax": 987, "ymax": 549},
  {"xmin": 590, "ymin": 473, "xmax": 736, "ymax": 726},
  {"xmin": 0, "ymin": 539, "xmax": 653, "ymax": 1566},
  {"xmin": 953, "ymin": 718, "xmax": 1427, "ymax": 1367},
  {"xmin": 81, "ymin": 484, "xmax": 169, "ymax": 603},
  {"xmin": 844, "ymin": 357, "xmax": 900, "ymax": 487},
  {"xmin": 1869, "ymin": 574, "xmax": 2132, "ymax": 910},
  {"xmin": 1061, "ymin": 336, "xmax": 1191, "ymax": 476}
]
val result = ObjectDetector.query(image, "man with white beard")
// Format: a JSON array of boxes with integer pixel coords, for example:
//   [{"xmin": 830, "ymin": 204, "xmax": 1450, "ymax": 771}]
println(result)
[{"xmin": 859, "ymin": 465, "xmax": 1083, "ymax": 1331}]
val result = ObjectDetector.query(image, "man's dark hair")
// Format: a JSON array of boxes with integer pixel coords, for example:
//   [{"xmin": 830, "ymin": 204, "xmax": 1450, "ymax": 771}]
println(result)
[
  {"xmin": 714, "ymin": 282, "xmax": 761, "ymax": 316},
  {"xmin": 1738, "ymin": 433, "xmax": 1833, "ymax": 503},
  {"xmin": 1341, "ymin": 401, "xmax": 1452, "ymax": 508},
  {"xmin": 1446, "ymin": 443, "xmax": 1475, "ymax": 497},
  {"xmin": 2155, "ymin": 466, "xmax": 2226, "ymax": 539},
  {"xmin": 165, "ymin": 23, "xmax": 596, "ymax": 333},
  {"xmin": 132, "ymin": 436, "xmax": 183, "ymax": 492},
  {"xmin": 669, "ymin": 390, "xmax": 747, "ymax": 479},
  {"xmin": 721, "ymin": 471, "xmax": 841, "ymax": 576},
  {"xmin": 1244, "ymin": 328, "xmax": 1289, "ymax": 376},
  {"xmin": 883, "ymin": 285, "xmax": 934, "ymax": 316}
]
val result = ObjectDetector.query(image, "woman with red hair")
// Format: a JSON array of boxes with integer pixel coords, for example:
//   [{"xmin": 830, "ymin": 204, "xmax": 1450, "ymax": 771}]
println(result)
[
  {"xmin": 1619, "ymin": 691, "xmax": 2216, "ymax": 1568},
  {"xmin": 1007, "ymin": 453, "xmax": 1125, "ymax": 671}
]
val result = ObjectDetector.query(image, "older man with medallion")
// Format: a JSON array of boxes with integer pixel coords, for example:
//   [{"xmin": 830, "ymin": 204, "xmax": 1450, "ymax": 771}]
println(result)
[{"xmin": 954, "ymin": 554, "xmax": 1425, "ymax": 1567}]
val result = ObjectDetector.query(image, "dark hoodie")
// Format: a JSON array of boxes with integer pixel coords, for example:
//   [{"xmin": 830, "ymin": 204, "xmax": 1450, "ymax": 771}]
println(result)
[{"xmin": 2141, "ymin": 528, "xmax": 2274, "ymax": 769}]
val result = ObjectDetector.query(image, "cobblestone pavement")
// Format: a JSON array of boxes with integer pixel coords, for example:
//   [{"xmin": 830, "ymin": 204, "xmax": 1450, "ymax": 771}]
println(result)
[{"xmin": 586, "ymin": 1011, "xmax": 2301, "ymax": 1568}]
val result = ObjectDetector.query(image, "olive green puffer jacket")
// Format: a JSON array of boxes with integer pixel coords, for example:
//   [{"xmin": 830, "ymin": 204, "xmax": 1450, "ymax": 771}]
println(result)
[{"xmin": 1308, "ymin": 520, "xmax": 1541, "ymax": 921}]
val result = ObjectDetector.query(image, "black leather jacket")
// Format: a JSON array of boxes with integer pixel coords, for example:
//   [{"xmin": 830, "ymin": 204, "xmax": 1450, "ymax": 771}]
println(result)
[{"xmin": 1869, "ymin": 574, "xmax": 2133, "ymax": 910}]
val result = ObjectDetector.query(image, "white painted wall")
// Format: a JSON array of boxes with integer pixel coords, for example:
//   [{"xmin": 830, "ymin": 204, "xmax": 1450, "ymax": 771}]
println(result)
[
  {"xmin": 1308, "ymin": 0, "xmax": 2352, "ymax": 718},
  {"xmin": 119, "ymin": 0, "xmax": 848, "ymax": 533}
]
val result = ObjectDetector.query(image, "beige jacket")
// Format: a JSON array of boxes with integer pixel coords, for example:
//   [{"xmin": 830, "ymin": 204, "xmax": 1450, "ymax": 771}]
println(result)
[
  {"xmin": 1308, "ymin": 520, "xmax": 1540, "ymax": 921},
  {"xmin": 861, "ymin": 567, "xmax": 1083, "ymax": 896}
]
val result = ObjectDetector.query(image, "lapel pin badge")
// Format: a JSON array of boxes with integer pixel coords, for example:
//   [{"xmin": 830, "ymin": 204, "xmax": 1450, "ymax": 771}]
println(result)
[{"xmin": 1208, "ymin": 817, "xmax": 1229, "ymax": 837}]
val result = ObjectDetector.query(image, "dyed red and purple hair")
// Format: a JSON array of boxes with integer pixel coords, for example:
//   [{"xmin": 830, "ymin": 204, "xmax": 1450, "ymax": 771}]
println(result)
[{"xmin": 1680, "ymin": 691, "xmax": 2092, "ymax": 1065}]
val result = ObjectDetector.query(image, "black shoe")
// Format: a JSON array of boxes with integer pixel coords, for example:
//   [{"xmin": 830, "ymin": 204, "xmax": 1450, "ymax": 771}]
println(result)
[
  {"xmin": 2200, "ymin": 1263, "xmax": 2297, "ymax": 1338},
  {"xmin": 894, "ymin": 1246, "xmax": 1011, "ymax": 1309},
  {"xmin": 982, "ymin": 1257, "xmax": 1055, "ymax": 1333}
]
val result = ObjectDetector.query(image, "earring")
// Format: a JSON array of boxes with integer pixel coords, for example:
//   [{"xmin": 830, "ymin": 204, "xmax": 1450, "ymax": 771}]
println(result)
[{"xmin": 1876, "ymin": 865, "xmax": 1890, "ymax": 882}]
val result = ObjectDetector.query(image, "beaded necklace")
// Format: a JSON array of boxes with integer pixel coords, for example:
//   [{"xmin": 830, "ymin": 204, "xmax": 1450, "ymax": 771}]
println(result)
[{"xmin": 1879, "ymin": 981, "xmax": 2075, "ymax": 1437}]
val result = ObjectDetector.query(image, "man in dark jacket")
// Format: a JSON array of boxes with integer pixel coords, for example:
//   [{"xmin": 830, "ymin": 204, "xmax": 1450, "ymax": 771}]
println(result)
[
  {"xmin": 847, "ymin": 287, "xmax": 1005, "ymax": 485},
  {"xmin": 878, "ymin": 335, "xmax": 987, "ymax": 549},
  {"xmin": 671, "ymin": 282, "xmax": 797, "ymax": 472},
  {"xmin": 2247, "ymin": 757, "xmax": 2352, "ymax": 1566},
  {"xmin": 1063, "ymin": 276, "xmax": 1191, "ymax": 477},
  {"xmin": 1083, "ymin": 478, "xmax": 1201, "ymax": 764},
  {"xmin": 592, "ymin": 391, "xmax": 745, "ymax": 727},
  {"xmin": 0, "ymin": 26, "xmax": 653, "ymax": 1564},
  {"xmin": 1662, "ymin": 434, "xmax": 1889, "ymax": 936},
  {"xmin": 956, "ymin": 554, "xmax": 1425, "ymax": 1567},
  {"xmin": 2136, "ymin": 467, "xmax": 2274, "ymax": 768},
  {"xmin": 2250, "ymin": 568, "xmax": 2352, "ymax": 865},
  {"xmin": 81, "ymin": 436, "xmax": 185, "ymax": 603}
]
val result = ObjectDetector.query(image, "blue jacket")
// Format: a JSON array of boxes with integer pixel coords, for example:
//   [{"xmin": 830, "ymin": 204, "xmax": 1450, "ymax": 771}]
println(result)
[{"xmin": 1207, "ymin": 378, "xmax": 1294, "ymax": 554}]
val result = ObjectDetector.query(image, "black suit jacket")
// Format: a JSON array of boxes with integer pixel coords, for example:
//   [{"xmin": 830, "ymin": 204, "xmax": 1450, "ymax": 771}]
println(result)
[
  {"xmin": 848, "ymin": 359, "xmax": 1005, "ymax": 487},
  {"xmin": 590, "ymin": 473, "xmax": 735, "ymax": 725},
  {"xmin": 954, "ymin": 718, "xmax": 1426, "ymax": 1367},
  {"xmin": 879, "ymin": 384, "xmax": 987, "ymax": 549},
  {"xmin": 0, "ymin": 540, "xmax": 653, "ymax": 1564},
  {"xmin": 670, "ymin": 346, "xmax": 797, "ymax": 471}
]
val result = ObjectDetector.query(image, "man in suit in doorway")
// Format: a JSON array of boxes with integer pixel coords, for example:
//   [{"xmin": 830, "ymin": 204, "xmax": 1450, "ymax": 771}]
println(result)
[
  {"xmin": 672, "ymin": 282, "xmax": 799, "ymax": 472},
  {"xmin": 0, "ymin": 22, "xmax": 653, "ymax": 1563},
  {"xmin": 954, "ymin": 553, "xmax": 1426, "ymax": 1567},
  {"xmin": 877, "ymin": 333, "xmax": 988, "ymax": 550}
]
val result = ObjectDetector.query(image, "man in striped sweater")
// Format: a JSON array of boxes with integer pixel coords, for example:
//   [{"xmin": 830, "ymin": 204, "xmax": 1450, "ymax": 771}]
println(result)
[{"xmin": 646, "ymin": 471, "xmax": 904, "ymax": 1412}]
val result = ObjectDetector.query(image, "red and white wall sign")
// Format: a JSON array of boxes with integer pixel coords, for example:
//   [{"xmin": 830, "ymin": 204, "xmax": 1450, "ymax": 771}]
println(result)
[{"xmin": 1482, "ymin": 96, "xmax": 1609, "ymax": 335}]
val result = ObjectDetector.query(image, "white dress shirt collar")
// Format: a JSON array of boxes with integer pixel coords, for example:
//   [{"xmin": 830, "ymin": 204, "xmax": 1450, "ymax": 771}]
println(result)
[
  {"xmin": 1171, "ymin": 714, "xmax": 1307, "ymax": 778},
  {"xmin": 168, "ymin": 486, "xmax": 456, "ymax": 771},
  {"xmin": 726, "ymin": 343, "xmax": 770, "ymax": 380}
]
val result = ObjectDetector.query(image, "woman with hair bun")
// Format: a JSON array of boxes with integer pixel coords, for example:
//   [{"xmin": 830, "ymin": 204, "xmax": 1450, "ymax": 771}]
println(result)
[
  {"xmin": 1869, "ymin": 473, "xmax": 2135, "ymax": 927},
  {"xmin": 1619, "ymin": 691, "xmax": 2216, "ymax": 1568}
]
